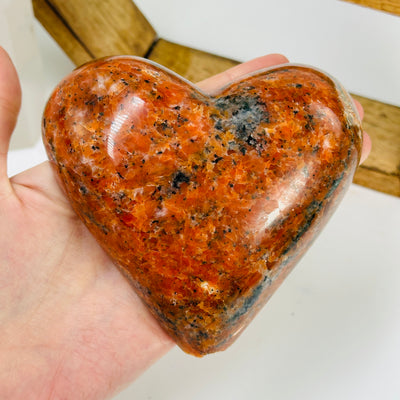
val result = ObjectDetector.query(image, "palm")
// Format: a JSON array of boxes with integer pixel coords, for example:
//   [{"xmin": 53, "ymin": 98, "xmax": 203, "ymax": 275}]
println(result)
[{"xmin": 1, "ymin": 162, "xmax": 173, "ymax": 399}]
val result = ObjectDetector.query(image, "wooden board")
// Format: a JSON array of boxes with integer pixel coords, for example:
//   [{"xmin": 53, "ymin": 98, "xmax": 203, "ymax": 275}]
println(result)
[
  {"xmin": 33, "ymin": 0, "xmax": 156, "ymax": 65},
  {"xmin": 32, "ymin": 0, "xmax": 93, "ymax": 66},
  {"xmin": 50, "ymin": 0, "xmax": 156, "ymax": 59},
  {"xmin": 342, "ymin": 0, "xmax": 400, "ymax": 16},
  {"xmin": 353, "ymin": 166, "xmax": 400, "ymax": 196},
  {"xmin": 353, "ymin": 95, "xmax": 400, "ymax": 197}
]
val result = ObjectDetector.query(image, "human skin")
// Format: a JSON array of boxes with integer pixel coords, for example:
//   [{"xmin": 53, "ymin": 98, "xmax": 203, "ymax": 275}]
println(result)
[{"xmin": 0, "ymin": 47, "xmax": 371, "ymax": 400}]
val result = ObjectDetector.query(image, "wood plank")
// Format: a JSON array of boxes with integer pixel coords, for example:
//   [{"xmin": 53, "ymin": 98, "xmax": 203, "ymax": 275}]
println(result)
[
  {"xmin": 148, "ymin": 39, "xmax": 238, "ymax": 83},
  {"xmin": 342, "ymin": 0, "xmax": 400, "ymax": 16},
  {"xmin": 47, "ymin": 0, "xmax": 157, "ymax": 59},
  {"xmin": 352, "ymin": 94, "xmax": 400, "ymax": 196},
  {"xmin": 353, "ymin": 165, "xmax": 400, "ymax": 196},
  {"xmin": 32, "ymin": 0, "xmax": 93, "ymax": 66}
]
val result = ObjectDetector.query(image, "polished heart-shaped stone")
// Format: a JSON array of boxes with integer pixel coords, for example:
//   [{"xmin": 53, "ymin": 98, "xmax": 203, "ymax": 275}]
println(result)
[{"xmin": 42, "ymin": 56, "xmax": 362, "ymax": 356}]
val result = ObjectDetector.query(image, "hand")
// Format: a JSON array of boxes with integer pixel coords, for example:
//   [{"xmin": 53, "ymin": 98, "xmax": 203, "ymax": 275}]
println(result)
[{"xmin": 0, "ymin": 48, "xmax": 370, "ymax": 400}]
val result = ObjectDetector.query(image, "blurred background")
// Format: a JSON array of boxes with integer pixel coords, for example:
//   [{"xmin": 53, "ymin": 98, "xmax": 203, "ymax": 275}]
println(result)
[{"xmin": 1, "ymin": 0, "xmax": 400, "ymax": 398}]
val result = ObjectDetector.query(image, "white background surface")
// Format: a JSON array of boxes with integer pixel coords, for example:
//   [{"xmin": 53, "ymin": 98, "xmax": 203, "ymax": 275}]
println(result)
[{"xmin": 3, "ymin": 0, "xmax": 400, "ymax": 399}]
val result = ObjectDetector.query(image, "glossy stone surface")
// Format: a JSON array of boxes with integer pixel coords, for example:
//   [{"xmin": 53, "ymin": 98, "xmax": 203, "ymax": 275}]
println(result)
[{"xmin": 42, "ymin": 56, "xmax": 362, "ymax": 356}]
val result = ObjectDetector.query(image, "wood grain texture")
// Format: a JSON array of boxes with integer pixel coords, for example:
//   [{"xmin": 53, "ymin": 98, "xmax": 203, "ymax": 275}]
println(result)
[
  {"xmin": 46, "ymin": 0, "xmax": 156, "ymax": 59},
  {"xmin": 353, "ymin": 95, "xmax": 400, "ymax": 197},
  {"xmin": 148, "ymin": 39, "xmax": 238, "ymax": 83},
  {"xmin": 342, "ymin": 0, "xmax": 400, "ymax": 16},
  {"xmin": 32, "ymin": 0, "xmax": 93, "ymax": 66},
  {"xmin": 353, "ymin": 166, "xmax": 400, "ymax": 196}
]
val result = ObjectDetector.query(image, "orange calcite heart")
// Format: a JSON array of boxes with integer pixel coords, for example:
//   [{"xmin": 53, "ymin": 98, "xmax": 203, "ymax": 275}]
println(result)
[{"xmin": 42, "ymin": 57, "xmax": 362, "ymax": 356}]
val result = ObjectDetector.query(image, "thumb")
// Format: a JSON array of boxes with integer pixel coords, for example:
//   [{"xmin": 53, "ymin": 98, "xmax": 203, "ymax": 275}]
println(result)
[{"xmin": 0, "ymin": 46, "xmax": 21, "ymax": 191}]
